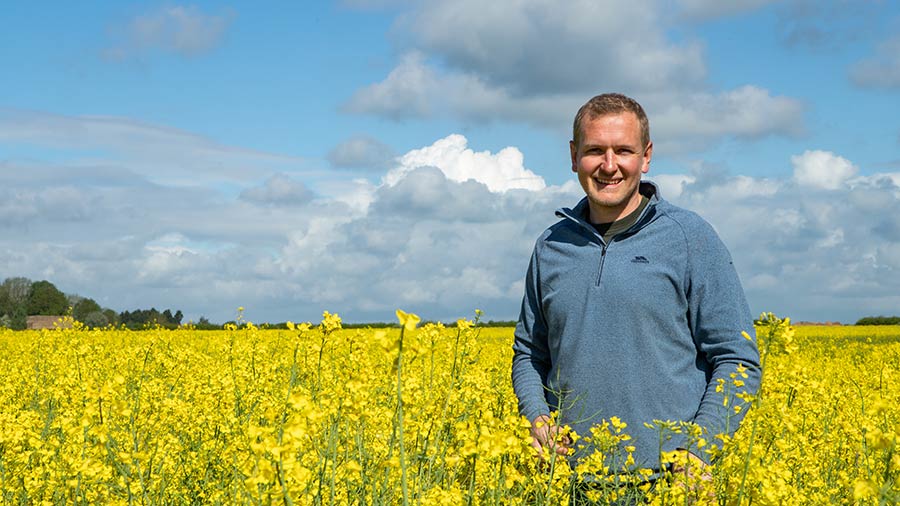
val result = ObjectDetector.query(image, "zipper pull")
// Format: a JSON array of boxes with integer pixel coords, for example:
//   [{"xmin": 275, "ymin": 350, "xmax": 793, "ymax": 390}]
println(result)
[{"xmin": 597, "ymin": 245, "xmax": 608, "ymax": 287}]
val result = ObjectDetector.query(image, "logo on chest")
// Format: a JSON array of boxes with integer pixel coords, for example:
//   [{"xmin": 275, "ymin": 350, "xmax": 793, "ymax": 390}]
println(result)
[{"xmin": 631, "ymin": 256, "xmax": 650, "ymax": 264}]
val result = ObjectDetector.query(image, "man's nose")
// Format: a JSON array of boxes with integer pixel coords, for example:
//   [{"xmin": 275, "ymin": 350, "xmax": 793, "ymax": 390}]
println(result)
[{"xmin": 600, "ymin": 150, "xmax": 616, "ymax": 171}]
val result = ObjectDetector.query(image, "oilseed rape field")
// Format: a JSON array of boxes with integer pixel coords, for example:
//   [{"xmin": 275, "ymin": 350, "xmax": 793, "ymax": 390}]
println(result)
[{"xmin": 0, "ymin": 311, "xmax": 897, "ymax": 505}]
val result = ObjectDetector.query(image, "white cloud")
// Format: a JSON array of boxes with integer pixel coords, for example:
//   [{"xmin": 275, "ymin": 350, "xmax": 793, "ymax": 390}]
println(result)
[
  {"xmin": 4, "ymin": 114, "xmax": 899, "ymax": 326},
  {"xmin": 239, "ymin": 174, "xmax": 314, "ymax": 206},
  {"xmin": 0, "ymin": 109, "xmax": 305, "ymax": 185},
  {"xmin": 650, "ymin": 86, "xmax": 805, "ymax": 147},
  {"xmin": 850, "ymin": 35, "xmax": 900, "ymax": 89},
  {"xmin": 343, "ymin": 52, "xmax": 435, "ymax": 120},
  {"xmin": 791, "ymin": 150, "xmax": 858, "ymax": 190},
  {"xmin": 346, "ymin": 1, "xmax": 805, "ymax": 148},
  {"xmin": 647, "ymin": 174, "xmax": 696, "ymax": 200},
  {"xmin": 104, "ymin": 5, "xmax": 234, "ymax": 61},
  {"xmin": 384, "ymin": 134, "xmax": 546, "ymax": 192},
  {"xmin": 345, "ymin": 53, "xmax": 584, "ymax": 128},
  {"xmin": 327, "ymin": 134, "xmax": 396, "ymax": 170},
  {"xmin": 314, "ymin": 179, "xmax": 379, "ymax": 215},
  {"xmin": 399, "ymin": 0, "xmax": 705, "ymax": 95},
  {"xmin": 662, "ymin": 160, "xmax": 900, "ymax": 323}
]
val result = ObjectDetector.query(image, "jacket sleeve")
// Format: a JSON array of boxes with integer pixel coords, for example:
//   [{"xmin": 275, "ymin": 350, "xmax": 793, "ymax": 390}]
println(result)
[
  {"xmin": 685, "ymin": 220, "xmax": 761, "ymax": 457},
  {"xmin": 511, "ymin": 243, "xmax": 553, "ymax": 424}
]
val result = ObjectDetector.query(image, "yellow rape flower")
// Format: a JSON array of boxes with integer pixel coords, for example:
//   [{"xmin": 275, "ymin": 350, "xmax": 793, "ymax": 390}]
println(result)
[{"xmin": 396, "ymin": 309, "xmax": 420, "ymax": 332}]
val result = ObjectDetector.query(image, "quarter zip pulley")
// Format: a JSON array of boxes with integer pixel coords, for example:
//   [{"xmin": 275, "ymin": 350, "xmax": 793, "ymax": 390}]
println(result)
[{"xmin": 597, "ymin": 243, "xmax": 607, "ymax": 286}]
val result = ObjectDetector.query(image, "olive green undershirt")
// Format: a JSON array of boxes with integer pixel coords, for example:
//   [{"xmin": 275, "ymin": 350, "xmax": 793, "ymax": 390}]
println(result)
[{"xmin": 590, "ymin": 195, "xmax": 650, "ymax": 244}]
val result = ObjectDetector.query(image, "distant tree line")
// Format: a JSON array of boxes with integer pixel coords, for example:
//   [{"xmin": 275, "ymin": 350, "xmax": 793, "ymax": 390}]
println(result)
[
  {"xmin": 0, "ymin": 277, "xmax": 186, "ymax": 330},
  {"xmin": 119, "ymin": 308, "xmax": 184, "ymax": 329},
  {"xmin": 1, "ymin": 276, "xmax": 522, "ymax": 331},
  {"xmin": 855, "ymin": 316, "xmax": 900, "ymax": 325}
]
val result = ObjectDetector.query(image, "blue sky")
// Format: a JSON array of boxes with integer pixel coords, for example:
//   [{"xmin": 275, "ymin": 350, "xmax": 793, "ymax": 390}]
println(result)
[{"xmin": 2, "ymin": 0, "xmax": 899, "ymax": 325}]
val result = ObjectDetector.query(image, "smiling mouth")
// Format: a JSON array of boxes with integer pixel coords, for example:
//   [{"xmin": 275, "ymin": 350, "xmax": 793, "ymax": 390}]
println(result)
[{"xmin": 594, "ymin": 177, "xmax": 623, "ymax": 186}]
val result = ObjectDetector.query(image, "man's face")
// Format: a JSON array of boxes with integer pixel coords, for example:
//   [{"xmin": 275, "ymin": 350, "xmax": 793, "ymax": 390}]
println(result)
[{"xmin": 570, "ymin": 112, "xmax": 652, "ymax": 224}]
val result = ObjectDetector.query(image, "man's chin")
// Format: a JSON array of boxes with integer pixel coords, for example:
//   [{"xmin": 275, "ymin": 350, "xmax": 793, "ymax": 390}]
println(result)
[{"xmin": 588, "ymin": 195, "xmax": 628, "ymax": 210}]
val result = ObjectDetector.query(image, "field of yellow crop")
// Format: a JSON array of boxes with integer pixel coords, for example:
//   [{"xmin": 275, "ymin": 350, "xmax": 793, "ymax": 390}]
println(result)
[{"xmin": 0, "ymin": 312, "xmax": 897, "ymax": 505}]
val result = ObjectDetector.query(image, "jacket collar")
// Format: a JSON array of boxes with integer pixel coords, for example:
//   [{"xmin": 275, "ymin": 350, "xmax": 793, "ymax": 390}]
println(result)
[{"xmin": 556, "ymin": 180, "xmax": 661, "ymax": 239}]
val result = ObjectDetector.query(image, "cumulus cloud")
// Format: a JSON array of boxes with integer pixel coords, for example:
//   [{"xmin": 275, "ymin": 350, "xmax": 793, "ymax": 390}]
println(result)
[
  {"xmin": 267, "ymin": 167, "xmax": 577, "ymax": 320},
  {"xmin": 103, "ymin": 5, "xmax": 234, "ymax": 61},
  {"xmin": 345, "ymin": 0, "xmax": 805, "ymax": 149},
  {"xmin": 345, "ymin": 53, "xmax": 583, "ymax": 127},
  {"xmin": 850, "ymin": 35, "xmax": 900, "ymax": 89},
  {"xmin": 399, "ymin": 0, "xmax": 705, "ymax": 95},
  {"xmin": 664, "ymin": 162, "xmax": 900, "ymax": 323},
  {"xmin": 343, "ymin": 52, "xmax": 435, "ymax": 120},
  {"xmin": 650, "ymin": 86, "xmax": 805, "ymax": 149},
  {"xmin": 327, "ymin": 134, "xmax": 396, "ymax": 170},
  {"xmin": 791, "ymin": 150, "xmax": 858, "ymax": 190},
  {"xmin": 647, "ymin": 174, "xmax": 698, "ymax": 200},
  {"xmin": 257, "ymin": 147, "xmax": 900, "ymax": 324},
  {"xmin": 4, "ymin": 111, "xmax": 898, "ymax": 325},
  {"xmin": 0, "ymin": 124, "xmax": 572, "ymax": 324},
  {"xmin": 239, "ymin": 174, "xmax": 314, "ymax": 206},
  {"xmin": 384, "ymin": 134, "xmax": 546, "ymax": 192}
]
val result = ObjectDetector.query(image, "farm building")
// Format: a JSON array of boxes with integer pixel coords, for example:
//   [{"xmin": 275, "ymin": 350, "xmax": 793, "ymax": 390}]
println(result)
[{"xmin": 25, "ymin": 315, "xmax": 72, "ymax": 330}]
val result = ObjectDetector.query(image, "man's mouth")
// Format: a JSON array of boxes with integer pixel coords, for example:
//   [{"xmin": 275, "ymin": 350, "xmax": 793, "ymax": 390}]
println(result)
[{"xmin": 594, "ymin": 178, "xmax": 623, "ymax": 186}]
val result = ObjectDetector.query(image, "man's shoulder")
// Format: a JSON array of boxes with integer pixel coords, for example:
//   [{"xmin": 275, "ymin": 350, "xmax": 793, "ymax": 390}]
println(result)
[
  {"xmin": 653, "ymin": 199, "xmax": 719, "ymax": 238},
  {"xmin": 653, "ymin": 200, "xmax": 734, "ymax": 265},
  {"xmin": 537, "ymin": 215, "xmax": 586, "ymax": 244}
]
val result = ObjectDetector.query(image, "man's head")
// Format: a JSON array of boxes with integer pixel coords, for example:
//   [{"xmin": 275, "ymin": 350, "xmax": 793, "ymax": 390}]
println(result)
[
  {"xmin": 570, "ymin": 93, "xmax": 653, "ymax": 224},
  {"xmin": 572, "ymin": 93, "xmax": 650, "ymax": 151}
]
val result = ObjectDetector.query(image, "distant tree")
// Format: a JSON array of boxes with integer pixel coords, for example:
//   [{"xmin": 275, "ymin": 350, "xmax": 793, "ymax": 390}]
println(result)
[
  {"xmin": 1, "ymin": 277, "xmax": 32, "ymax": 321},
  {"xmin": 73, "ymin": 298, "xmax": 102, "ymax": 323},
  {"xmin": 195, "ymin": 316, "xmax": 219, "ymax": 330},
  {"xmin": 119, "ymin": 307, "xmax": 183, "ymax": 329},
  {"xmin": 83, "ymin": 311, "xmax": 109, "ymax": 328},
  {"xmin": 103, "ymin": 308, "xmax": 119, "ymax": 326},
  {"xmin": 27, "ymin": 280, "xmax": 68, "ymax": 316},
  {"xmin": 0, "ymin": 314, "xmax": 10, "ymax": 328},
  {"xmin": 10, "ymin": 305, "xmax": 27, "ymax": 330},
  {"xmin": 856, "ymin": 316, "xmax": 900, "ymax": 325},
  {"xmin": 2, "ymin": 277, "xmax": 32, "ymax": 306}
]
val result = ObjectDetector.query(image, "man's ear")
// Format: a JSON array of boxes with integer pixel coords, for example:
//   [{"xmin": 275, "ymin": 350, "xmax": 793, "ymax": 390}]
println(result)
[
  {"xmin": 570, "ymin": 140, "xmax": 578, "ymax": 173},
  {"xmin": 641, "ymin": 141, "xmax": 653, "ymax": 174}
]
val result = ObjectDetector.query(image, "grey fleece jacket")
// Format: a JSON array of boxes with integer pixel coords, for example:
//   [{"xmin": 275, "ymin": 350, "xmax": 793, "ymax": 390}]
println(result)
[{"xmin": 511, "ymin": 181, "xmax": 760, "ymax": 471}]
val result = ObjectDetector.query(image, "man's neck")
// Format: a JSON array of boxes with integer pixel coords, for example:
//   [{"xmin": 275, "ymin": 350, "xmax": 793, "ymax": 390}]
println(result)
[{"xmin": 588, "ymin": 190, "xmax": 644, "ymax": 224}]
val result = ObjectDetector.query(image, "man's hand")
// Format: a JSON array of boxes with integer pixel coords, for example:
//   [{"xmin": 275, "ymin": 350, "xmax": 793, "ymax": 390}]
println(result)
[
  {"xmin": 529, "ymin": 414, "xmax": 570, "ymax": 461},
  {"xmin": 671, "ymin": 449, "xmax": 716, "ymax": 503},
  {"xmin": 670, "ymin": 449, "xmax": 708, "ymax": 474}
]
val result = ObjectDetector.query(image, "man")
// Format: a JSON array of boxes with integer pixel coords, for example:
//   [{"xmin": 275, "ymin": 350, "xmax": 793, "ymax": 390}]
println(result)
[{"xmin": 511, "ymin": 93, "xmax": 761, "ymax": 491}]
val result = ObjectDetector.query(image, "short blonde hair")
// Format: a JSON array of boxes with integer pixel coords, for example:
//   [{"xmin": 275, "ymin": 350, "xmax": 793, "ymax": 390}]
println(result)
[{"xmin": 572, "ymin": 93, "xmax": 650, "ymax": 149}]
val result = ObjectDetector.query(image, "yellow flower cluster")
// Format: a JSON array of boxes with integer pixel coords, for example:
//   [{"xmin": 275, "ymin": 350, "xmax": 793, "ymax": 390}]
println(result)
[{"xmin": 0, "ymin": 313, "xmax": 896, "ymax": 504}]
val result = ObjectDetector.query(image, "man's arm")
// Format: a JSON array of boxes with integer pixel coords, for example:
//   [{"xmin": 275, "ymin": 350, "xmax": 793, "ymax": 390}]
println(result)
[
  {"xmin": 511, "ymin": 247, "xmax": 557, "ymax": 453},
  {"xmin": 685, "ymin": 221, "xmax": 762, "ymax": 460}
]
